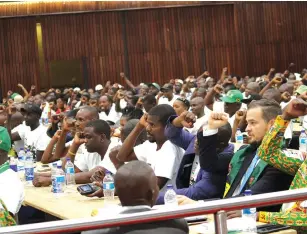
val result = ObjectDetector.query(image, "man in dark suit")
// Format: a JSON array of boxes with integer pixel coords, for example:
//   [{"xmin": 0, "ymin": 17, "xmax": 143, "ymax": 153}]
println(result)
[
  {"xmin": 83, "ymin": 161, "xmax": 189, "ymax": 234},
  {"xmin": 177, "ymin": 99, "xmax": 293, "ymax": 217}
]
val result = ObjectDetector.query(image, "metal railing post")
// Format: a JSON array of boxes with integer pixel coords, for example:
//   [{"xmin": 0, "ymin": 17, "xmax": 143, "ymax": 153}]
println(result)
[{"xmin": 214, "ymin": 210, "xmax": 228, "ymax": 234}]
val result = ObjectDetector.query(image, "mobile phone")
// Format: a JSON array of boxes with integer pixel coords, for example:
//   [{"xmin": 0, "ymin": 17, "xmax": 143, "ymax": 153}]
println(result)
[
  {"xmin": 77, "ymin": 184, "xmax": 100, "ymax": 196},
  {"xmin": 257, "ymin": 224, "xmax": 290, "ymax": 233}
]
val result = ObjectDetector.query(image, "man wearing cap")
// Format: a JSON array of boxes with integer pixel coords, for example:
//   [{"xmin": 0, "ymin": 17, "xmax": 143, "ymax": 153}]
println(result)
[
  {"xmin": 221, "ymin": 90, "xmax": 244, "ymax": 128},
  {"xmin": 158, "ymin": 83, "xmax": 179, "ymax": 106},
  {"xmin": 8, "ymin": 104, "xmax": 51, "ymax": 162},
  {"xmin": 0, "ymin": 126, "xmax": 24, "ymax": 219},
  {"xmin": 148, "ymin": 83, "xmax": 160, "ymax": 97}
]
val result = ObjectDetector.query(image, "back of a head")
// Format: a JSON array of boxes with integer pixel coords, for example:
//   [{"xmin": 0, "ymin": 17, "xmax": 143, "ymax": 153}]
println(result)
[
  {"xmin": 85, "ymin": 119, "xmax": 111, "ymax": 140},
  {"xmin": 246, "ymin": 82, "xmax": 260, "ymax": 93},
  {"xmin": 122, "ymin": 119, "xmax": 147, "ymax": 144},
  {"xmin": 79, "ymin": 106, "xmax": 99, "ymax": 120},
  {"xmin": 143, "ymin": 94, "xmax": 157, "ymax": 105},
  {"xmin": 262, "ymin": 88, "xmax": 282, "ymax": 103},
  {"xmin": 115, "ymin": 161, "xmax": 157, "ymax": 206},
  {"xmin": 248, "ymin": 99, "xmax": 282, "ymax": 123},
  {"xmin": 217, "ymin": 122, "xmax": 232, "ymax": 145},
  {"xmin": 148, "ymin": 104, "xmax": 176, "ymax": 127}
]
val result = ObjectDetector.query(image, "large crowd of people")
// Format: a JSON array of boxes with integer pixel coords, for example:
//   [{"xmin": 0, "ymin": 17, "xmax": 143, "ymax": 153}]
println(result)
[{"xmin": 1, "ymin": 66, "xmax": 307, "ymax": 232}]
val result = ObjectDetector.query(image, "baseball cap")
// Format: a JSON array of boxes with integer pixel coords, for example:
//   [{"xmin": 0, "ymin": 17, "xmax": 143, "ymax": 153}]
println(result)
[
  {"xmin": 10, "ymin": 93, "xmax": 20, "ymax": 100},
  {"xmin": 0, "ymin": 127, "xmax": 11, "ymax": 152},
  {"xmin": 148, "ymin": 83, "xmax": 161, "ymax": 91},
  {"xmin": 175, "ymin": 79, "xmax": 184, "ymax": 85},
  {"xmin": 14, "ymin": 95, "xmax": 24, "ymax": 103},
  {"xmin": 160, "ymin": 83, "xmax": 173, "ymax": 92},
  {"xmin": 241, "ymin": 93, "xmax": 262, "ymax": 104},
  {"xmin": 221, "ymin": 90, "xmax": 243, "ymax": 103},
  {"xmin": 95, "ymin": 84, "xmax": 103, "ymax": 91},
  {"xmin": 295, "ymin": 85, "xmax": 307, "ymax": 95},
  {"xmin": 20, "ymin": 103, "xmax": 42, "ymax": 117},
  {"xmin": 73, "ymin": 87, "xmax": 81, "ymax": 93}
]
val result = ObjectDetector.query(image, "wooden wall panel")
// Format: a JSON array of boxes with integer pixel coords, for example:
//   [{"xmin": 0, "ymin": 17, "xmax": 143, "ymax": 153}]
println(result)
[
  {"xmin": 0, "ymin": 1, "xmax": 208, "ymax": 18},
  {"xmin": 0, "ymin": 17, "xmax": 38, "ymax": 96},
  {"xmin": 1, "ymin": 2, "xmax": 307, "ymax": 96}
]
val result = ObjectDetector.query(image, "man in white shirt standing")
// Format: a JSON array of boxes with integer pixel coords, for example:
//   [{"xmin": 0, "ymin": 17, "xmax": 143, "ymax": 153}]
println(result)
[
  {"xmin": 187, "ymin": 97, "xmax": 207, "ymax": 134},
  {"xmin": 117, "ymin": 104, "xmax": 184, "ymax": 191},
  {"xmin": 8, "ymin": 104, "xmax": 51, "ymax": 161},
  {"xmin": 98, "ymin": 95, "xmax": 122, "ymax": 124},
  {"xmin": 158, "ymin": 84, "xmax": 179, "ymax": 106}
]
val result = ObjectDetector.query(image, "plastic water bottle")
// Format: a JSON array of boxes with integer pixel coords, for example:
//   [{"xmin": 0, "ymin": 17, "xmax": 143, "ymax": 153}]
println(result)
[
  {"xmin": 51, "ymin": 162, "xmax": 57, "ymax": 192},
  {"xmin": 17, "ymin": 148, "xmax": 26, "ymax": 180},
  {"xmin": 242, "ymin": 190, "xmax": 257, "ymax": 233},
  {"xmin": 103, "ymin": 170, "xmax": 115, "ymax": 204},
  {"xmin": 24, "ymin": 150, "xmax": 34, "ymax": 185},
  {"xmin": 164, "ymin": 185, "xmax": 178, "ymax": 206},
  {"xmin": 235, "ymin": 128, "xmax": 244, "ymax": 144},
  {"xmin": 9, "ymin": 157, "xmax": 18, "ymax": 172},
  {"xmin": 299, "ymin": 130, "xmax": 307, "ymax": 152},
  {"xmin": 52, "ymin": 162, "xmax": 65, "ymax": 196},
  {"xmin": 65, "ymin": 158, "xmax": 76, "ymax": 187}
]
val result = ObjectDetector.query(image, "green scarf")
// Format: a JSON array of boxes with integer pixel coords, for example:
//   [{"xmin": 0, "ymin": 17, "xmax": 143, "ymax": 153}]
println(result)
[{"xmin": 224, "ymin": 145, "xmax": 268, "ymax": 197}]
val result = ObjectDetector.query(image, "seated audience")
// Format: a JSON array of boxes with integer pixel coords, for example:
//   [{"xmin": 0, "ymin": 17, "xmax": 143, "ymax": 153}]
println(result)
[
  {"xmin": 173, "ymin": 97, "xmax": 190, "ymax": 116},
  {"xmin": 177, "ymin": 99, "xmax": 293, "ymax": 213}
]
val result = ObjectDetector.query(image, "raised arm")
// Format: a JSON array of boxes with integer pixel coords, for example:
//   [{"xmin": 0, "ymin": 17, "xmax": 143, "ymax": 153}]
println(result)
[
  {"xmin": 259, "ymin": 76, "xmax": 282, "ymax": 96},
  {"xmin": 41, "ymin": 130, "xmax": 61, "ymax": 164},
  {"xmin": 231, "ymin": 110, "xmax": 246, "ymax": 142},
  {"xmin": 165, "ymin": 112, "xmax": 196, "ymax": 150},
  {"xmin": 258, "ymin": 99, "xmax": 306, "ymax": 176},
  {"xmin": 116, "ymin": 114, "xmax": 148, "ymax": 162},
  {"xmin": 120, "ymin": 72, "xmax": 136, "ymax": 90},
  {"xmin": 204, "ymin": 84, "xmax": 223, "ymax": 110},
  {"xmin": 199, "ymin": 112, "xmax": 229, "ymax": 172}
]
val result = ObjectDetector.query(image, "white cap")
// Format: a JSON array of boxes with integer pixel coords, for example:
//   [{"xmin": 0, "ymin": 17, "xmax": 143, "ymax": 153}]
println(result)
[
  {"xmin": 295, "ymin": 73, "xmax": 302, "ymax": 81},
  {"xmin": 175, "ymin": 79, "xmax": 184, "ymax": 84},
  {"xmin": 13, "ymin": 95, "xmax": 24, "ymax": 103},
  {"xmin": 73, "ymin": 87, "xmax": 81, "ymax": 92},
  {"xmin": 95, "ymin": 84, "xmax": 103, "ymax": 91}
]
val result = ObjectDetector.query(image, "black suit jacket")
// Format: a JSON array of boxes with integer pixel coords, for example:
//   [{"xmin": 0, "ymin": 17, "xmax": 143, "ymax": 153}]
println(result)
[
  {"xmin": 199, "ymin": 135, "xmax": 293, "ymax": 212},
  {"xmin": 82, "ymin": 207, "xmax": 189, "ymax": 234}
]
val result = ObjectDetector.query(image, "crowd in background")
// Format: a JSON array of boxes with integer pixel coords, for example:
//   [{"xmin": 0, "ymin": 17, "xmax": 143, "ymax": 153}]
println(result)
[{"xmin": 1, "ymin": 65, "xmax": 307, "ymax": 232}]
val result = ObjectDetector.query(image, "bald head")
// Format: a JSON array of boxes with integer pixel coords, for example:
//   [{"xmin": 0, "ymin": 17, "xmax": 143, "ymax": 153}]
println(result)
[
  {"xmin": 190, "ymin": 97, "xmax": 205, "ymax": 117},
  {"xmin": 78, "ymin": 106, "xmax": 99, "ymax": 120},
  {"xmin": 263, "ymin": 88, "xmax": 281, "ymax": 103},
  {"xmin": 279, "ymin": 83, "xmax": 294, "ymax": 94},
  {"xmin": 246, "ymin": 82, "xmax": 260, "ymax": 96},
  {"xmin": 115, "ymin": 161, "xmax": 158, "ymax": 207},
  {"xmin": 11, "ymin": 112, "xmax": 24, "ymax": 129}
]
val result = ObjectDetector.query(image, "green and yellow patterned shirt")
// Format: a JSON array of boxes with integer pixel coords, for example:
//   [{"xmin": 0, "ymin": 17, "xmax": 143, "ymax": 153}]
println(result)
[{"xmin": 258, "ymin": 115, "xmax": 307, "ymax": 230}]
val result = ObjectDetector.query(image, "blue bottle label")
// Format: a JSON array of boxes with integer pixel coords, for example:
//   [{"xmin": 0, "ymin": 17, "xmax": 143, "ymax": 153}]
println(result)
[
  {"xmin": 10, "ymin": 165, "xmax": 17, "ymax": 172},
  {"xmin": 300, "ymin": 138, "xmax": 306, "ymax": 144},
  {"xmin": 25, "ymin": 167, "xmax": 34, "ymax": 181},
  {"xmin": 103, "ymin": 182, "xmax": 115, "ymax": 190},
  {"xmin": 66, "ymin": 167, "xmax": 75, "ymax": 174}
]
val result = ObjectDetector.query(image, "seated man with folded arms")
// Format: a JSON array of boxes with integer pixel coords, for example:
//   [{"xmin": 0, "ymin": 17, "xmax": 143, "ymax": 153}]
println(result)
[
  {"xmin": 156, "ymin": 111, "xmax": 233, "ymax": 204},
  {"xmin": 117, "ymin": 104, "xmax": 184, "ymax": 191},
  {"xmin": 33, "ymin": 118, "xmax": 119, "ymax": 186},
  {"xmin": 0, "ymin": 127, "xmax": 24, "ymax": 226},
  {"xmin": 177, "ymin": 99, "xmax": 293, "ymax": 214},
  {"xmin": 83, "ymin": 161, "xmax": 188, "ymax": 234},
  {"xmin": 256, "ymin": 98, "xmax": 307, "ymax": 230}
]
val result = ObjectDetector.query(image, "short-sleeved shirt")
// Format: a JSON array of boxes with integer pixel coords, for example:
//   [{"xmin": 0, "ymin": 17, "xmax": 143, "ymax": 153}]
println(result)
[
  {"xmin": 134, "ymin": 140, "xmax": 184, "ymax": 192},
  {"xmin": 18, "ymin": 124, "xmax": 51, "ymax": 152},
  {"xmin": 74, "ymin": 141, "xmax": 120, "ymax": 173}
]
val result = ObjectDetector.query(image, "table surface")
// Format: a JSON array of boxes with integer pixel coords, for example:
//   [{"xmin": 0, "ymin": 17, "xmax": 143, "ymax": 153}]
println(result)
[{"xmin": 23, "ymin": 184, "xmax": 119, "ymax": 220}]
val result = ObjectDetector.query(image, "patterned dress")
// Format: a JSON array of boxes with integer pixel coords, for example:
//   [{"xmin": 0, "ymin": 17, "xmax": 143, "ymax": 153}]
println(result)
[{"xmin": 258, "ymin": 115, "xmax": 307, "ymax": 231}]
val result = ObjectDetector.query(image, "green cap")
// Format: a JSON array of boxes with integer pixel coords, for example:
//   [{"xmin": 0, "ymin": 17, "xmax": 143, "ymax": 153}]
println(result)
[
  {"xmin": 10, "ymin": 93, "xmax": 19, "ymax": 99},
  {"xmin": 221, "ymin": 90, "xmax": 243, "ymax": 103},
  {"xmin": 149, "ymin": 83, "xmax": 161, "ymax": 91},
  {"xmin": 0, "ymin": 127, "xmax": 11, "ymax": 152},
  {"xmin": 295, "ymin": 85, "xmax": 307, "ymax": 95}
]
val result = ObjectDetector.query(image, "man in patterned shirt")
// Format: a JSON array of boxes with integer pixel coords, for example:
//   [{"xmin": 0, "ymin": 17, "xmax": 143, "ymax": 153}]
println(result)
[{"xmin": 258, "ymin": 98, "xmax": 307, "ymax": 230}]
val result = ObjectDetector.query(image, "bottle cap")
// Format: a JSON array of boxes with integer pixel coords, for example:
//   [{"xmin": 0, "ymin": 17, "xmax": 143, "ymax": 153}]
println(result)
[
  {"xmin": 66, "ymin": 157, "xmax": 71, "ymax": 161},
  {"xmin": 244, "ymin": 190, "xmax": 252, "ymax": 195},
  {"xmin": 167, "ymin": 184, "xmax": 173, "ymax": 189}
]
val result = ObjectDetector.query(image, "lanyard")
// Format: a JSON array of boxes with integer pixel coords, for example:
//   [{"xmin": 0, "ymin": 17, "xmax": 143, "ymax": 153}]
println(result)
[{"xmin": 238, "ymin": 154, "xmax": 259, "ymax": 194}]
